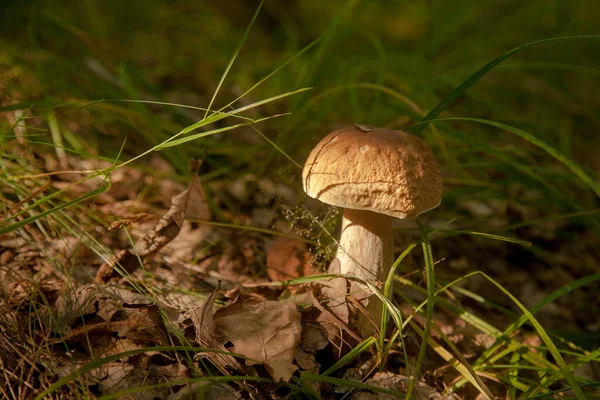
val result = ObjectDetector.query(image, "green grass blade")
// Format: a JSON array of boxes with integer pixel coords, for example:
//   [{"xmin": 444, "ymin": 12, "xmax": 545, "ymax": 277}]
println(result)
[
  {"xmin": 97, "ymin": 376, "xmax": 274, "ymax": 400},
  {"xmin": 191, "ymin": 219, "xmax": 315, "ymax": 244},
  {"xmin": 413, "ymin": 35, "xmax": 600, "ymax": 134},
  {"xmin": 180, "ymin": 88, "xmax": 310, "ymax": 137},
  {"xmin": 0, "ymin": 180, "xmax": 111, "ymax": 235},
  {"xmin": 301, "ymin": 372, "xmax": 404, "ymax": 397},
  {"xmin": 502, "ymin": 208, "xmax": 600, "ymax": 231},
  {"xmin": 250, "ymin": 124, "xmax": 303, "ymax": 169},
  {"xmin": 33, "ymin": 346, "xmax": 262, "ymax": 400},
  {"xmin": 431, "ymin": 125, "xmax": 565, "ymax": 200},
  {"xmin": 406, "ymin": 219, "xmax": 436, "ymax": 398},
  {"xmin": 408, "ymin": 320, "xmax": 495, "ymax": 399},
  {"xmin": 155, "ymin": 114, "xmax": 287, "ymax": 148},
  {"xmin": 216, "ymin": 25, "xmax": 327, "ymax": 116},
  {"xmin": 110, "ymin": 99, "xmax": 250, "ymax": 118},
  {"xmin": 116, "ymin": 87, "xmax": 311, "ymax": 169},
  {"xmin": 477, "ymin": 272, "xmax": 587, "ymax": 399},
  {"xmin": 418, "ymin": 117, "xmax": 600, "ymax": 198},
  {"xmin": 435, "ymin": 228, "xmax": 532, "ymax": 247},
  {"xmin": 379, "ymin": 243, "xmax": 417, "ymax": 372},
  {"xmin": 322, "ymin": 336, "xmax": 376, "ymax": 376},
  {"xmin": 204, "ymin": 1, "xmax": 263, "ymax": 119},
  {"xmin": 502, "ymin": 273, "xmax": 600, "ymax": 342}
]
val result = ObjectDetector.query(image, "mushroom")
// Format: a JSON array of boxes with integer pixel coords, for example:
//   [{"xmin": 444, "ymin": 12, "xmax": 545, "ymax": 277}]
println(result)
[{"xmin": 302, "ymin": 125, "xmax": 442, "ymax": 336}]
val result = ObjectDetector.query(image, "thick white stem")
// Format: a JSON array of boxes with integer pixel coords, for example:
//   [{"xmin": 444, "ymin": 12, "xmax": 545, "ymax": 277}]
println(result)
[
  {"xmin": 330, "ymin": 208, "xmax": 393, "ymax": 337},
  {"xmin": 334, "ymin": 208, "xmax": 393, "ymax": 281}
]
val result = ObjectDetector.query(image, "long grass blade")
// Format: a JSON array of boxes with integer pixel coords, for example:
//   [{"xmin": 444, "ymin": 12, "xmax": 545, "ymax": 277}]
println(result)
[
  {"xmin": 379, "ymin": 243, "xmax": 417, "ymax": 371},
  {"xmin": 435, "ymin": 228, "xmax": 532, "ymax": 247},
  {"xmin": 322, "ymin": 336, "xmax": 376, "ymax": 376},
  {"xmin": 155, "ymin": 114, "xmax": 287, "ymax": 148},
  {"xmin": 416, "ymin": 117, "xmax": 600, "ymax": 198},
  {"xmin": 301, "ymin": 372, "xmax": 403, "ymax": 397},
  {"xmin": 0, "ymin": 180, "xmax": 111, "ymax": 235},
  {"xmin": 408, "ymin": 321, "xmax": 494, "ymax": 399},
  {"xmin": 203, "ymin": 1, "xmax": 263, "ymax": 119},
  {"xmin": 413, "ymin": 35, "xmax": 600, "ymax": 134},
  {"xmin": 33, "ymin": 346, "xmax": 261, "ymax": 400},
  {"xmin": 405, "ymin": 219, "xmax": 436, "ymax": 398},
  {"xmin": 117, "ymin": 87, "xmax": 311, "ymax": 168},
  {"xmin": 250, "ymin": 124, "xmax": 303, "ymax": 169},
  {"xmin": 215, "ymin": 21, "xmax": 328, "ymax": 116},
  {"xmin": 477, "ymin": 273, "xmax": 586, "ymax": 399}
]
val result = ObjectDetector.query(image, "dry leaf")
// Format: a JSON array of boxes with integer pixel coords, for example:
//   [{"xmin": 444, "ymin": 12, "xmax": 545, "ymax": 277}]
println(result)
[
  {"xmin": 135, "ymin": 175, "xmax": 210, "ymax": 257},
  {"xmin": 52, "ymin": 284, "xmax": 121, "ymax": 334},
  {"xmin": 192, "ymin": 291, "xmax": 302, "ymax": 382},
  {"xmin": 294, "ymin": 347, "xmax": 319, "ymax": 372},
  {"xmin": 95, "ymin": 249, "xmax": 140, "ymax": 283},
  {"xmin": 266, "ymin": 237, "xmax": 314, "ymax": 282},
  {"xmin": 108, "ymin": 213, "xmax": 152, "ymax": 231},
  {"xmin": 191, "ymin": 288, "xmax": 238, "ymax": 375},
  {"xmin": 97, "ymin": 176, "xmax": 211, "ymax": 283},
  {"xmin": 299, "ymin": 314, "xmax": 329, "ymax": 353},
  {"xmin": 213, "ymin": 298, "xmax": 302, "ymax": 382}
]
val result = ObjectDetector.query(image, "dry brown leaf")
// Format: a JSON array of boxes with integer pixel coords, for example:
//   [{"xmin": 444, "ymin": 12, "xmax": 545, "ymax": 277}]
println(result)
[
  {"xmin": 192, "ymin": 290, "xmax": 302, "ymax": 382},
  {"xmin": 95, "ymin": 249, "xmax": 140, "ymax": 284},
  {"xmin": 213, "ymin": 298, "xmax": 302, "ymax": 382},
  {"xmin": 294, "ymin": 347, "xmax": 320, "ymax": 372},
  {"xmin": 108, "ymin": 213, "xmax": 152, "ymax": 231},
  {"xmin": 266, "ymin": 237, "xmax": 314, "ymax": 282},
  {"xmin": 299, "ymin": 313, "xmax": 329, "ymax": 353},
  {"xmin": 92, "ymin": 360, "xmax": 188, "ymax": 399},
  {"xmin": 191, "ymin": 288, "xmax": 238, "ymax": 375},
  {"xmin": 96, "ymin": 176, "xmax": 211, "ymax": 282},
  {"xmin": 112, "ymin": 306, "xmax": 167, "ymax": 343},
  {"xmin": 52, "ymin": 284, "xmax": 120, "ymax": 334},
  {"xmin": 163, "ymin": 221, "xmax": 212, "ymax": 263},
  {"xmin": 134, "ymin": 174, "xmax": 210, "ymax": 257}
]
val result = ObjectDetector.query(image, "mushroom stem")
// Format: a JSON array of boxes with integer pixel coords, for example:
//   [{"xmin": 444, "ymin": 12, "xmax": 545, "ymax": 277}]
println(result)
[
  {"xmin": 331, "ymin": 208, "xmax": 393, "ymax": 336},
  {"xmin": 333, "ymin": 208, "xmax": 393, "ymax": 281}
]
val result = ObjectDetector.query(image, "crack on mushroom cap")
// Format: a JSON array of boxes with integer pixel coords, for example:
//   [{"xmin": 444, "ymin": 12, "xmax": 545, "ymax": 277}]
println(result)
[{"xmin": 303, "ymin": 126, "xmax": 442, "ymax": 219}]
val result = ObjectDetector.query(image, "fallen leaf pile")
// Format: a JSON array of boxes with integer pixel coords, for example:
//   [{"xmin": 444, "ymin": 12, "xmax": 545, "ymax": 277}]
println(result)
[
  {"xmin": 193, "ymin": 290, "xmax": 302, "ymax": 382},
  {"xmin": 2, "ymin": 144, "xmax": 599, "ymax": 399}
]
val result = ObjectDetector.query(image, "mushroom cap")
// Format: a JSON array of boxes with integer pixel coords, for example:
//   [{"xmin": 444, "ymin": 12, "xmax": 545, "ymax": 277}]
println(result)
[{"xmin": 302, "ymin": 125, "xmax": 442, "ymax": 219}]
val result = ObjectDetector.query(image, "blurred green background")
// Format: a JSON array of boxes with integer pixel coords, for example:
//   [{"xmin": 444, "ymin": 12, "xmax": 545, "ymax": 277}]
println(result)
[{"xmin": 2, "ymin": 0, "xmax": 600, "ymax": 231}]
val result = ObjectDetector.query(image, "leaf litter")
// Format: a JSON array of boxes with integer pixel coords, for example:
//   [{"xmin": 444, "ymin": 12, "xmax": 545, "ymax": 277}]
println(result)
[{"xmin": 1, "ymin": 144, "xmax": 598, "ymax": 399}]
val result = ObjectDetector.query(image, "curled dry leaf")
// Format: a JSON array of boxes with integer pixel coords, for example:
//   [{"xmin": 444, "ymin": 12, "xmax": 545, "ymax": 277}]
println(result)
[
  {"xmin": 52, "ymin": 284, "xmax": 121, "ymax": 334},
  {"xmin": 95, "ymin": 249, "xmax": 140, "ymax": 284},
  {"xmin": 266, "ymin": 237, "xmax": 315, "ymax": 282},
  {"xmin": 294, "ymin": 307, "xmax": 329, "ymax": 373},
  {"xmin": 191, "ymin": 288, "xmax": 238, "ymax": 375},
  {"xmin": 193, "ymin": 290, "xmax": 302, "ymax": 382},
  {"xmin": 96, "ymin": 175, "xmax": 211, "ymax": 283},
  {"xmin": 51, "ymin": 284, "xmax": 169, "ymax": 347},
  {"xmin": 135, "ymin": 175, "xmax": 210, "ymax": 257},
  {"xmin": 108, "ymin": 213, "xmax": 152, "ymax": 231}
]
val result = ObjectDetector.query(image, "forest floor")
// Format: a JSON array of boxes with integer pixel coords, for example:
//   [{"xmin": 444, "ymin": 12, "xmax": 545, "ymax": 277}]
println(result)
[
  {"xmin": 2, "ymin": 137, "xmax": 599, "ymax": 399},
  {"xmin": 2, "ymin": 1, "xmax": 600, "ymax": 399}
]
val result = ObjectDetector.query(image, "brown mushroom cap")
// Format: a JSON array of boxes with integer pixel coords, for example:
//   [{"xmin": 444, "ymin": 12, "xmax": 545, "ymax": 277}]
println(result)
[{"xmin": 302, "ymin": 125, "xmax": 442, "ymax": 219}]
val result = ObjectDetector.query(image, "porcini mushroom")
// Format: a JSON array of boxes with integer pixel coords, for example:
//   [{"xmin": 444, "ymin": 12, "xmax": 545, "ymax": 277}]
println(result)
[{"xmin": 302, "ymin": 125, "xmax": 442, "ymax": 335}]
